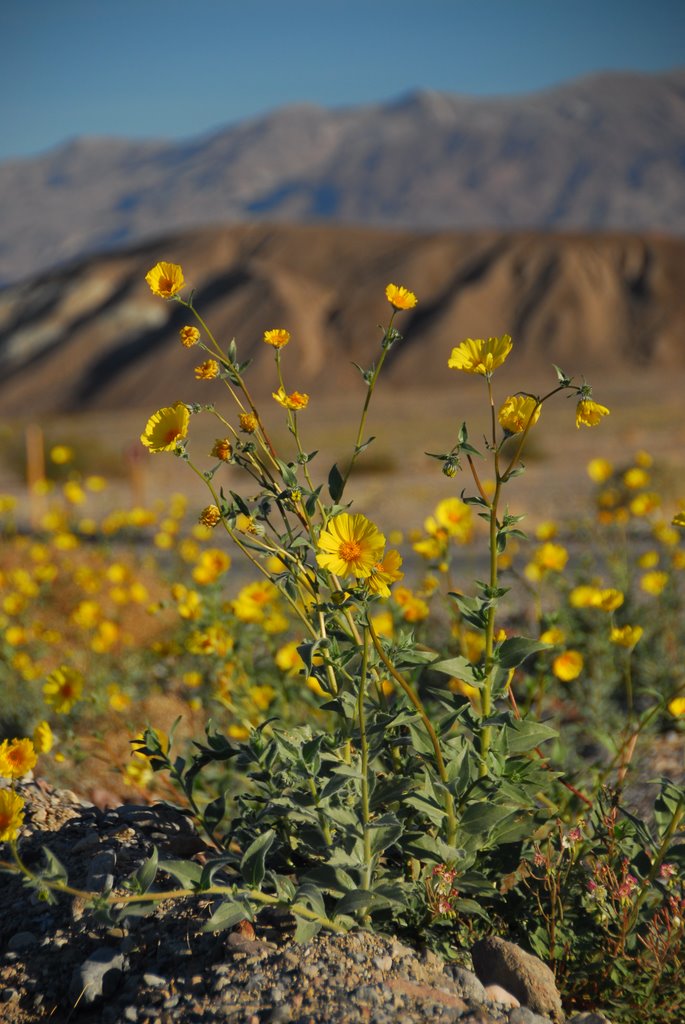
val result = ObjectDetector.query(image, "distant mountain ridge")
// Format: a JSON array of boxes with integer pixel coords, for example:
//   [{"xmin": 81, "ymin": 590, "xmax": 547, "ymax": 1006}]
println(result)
[
  {"xmin": 0, "ymin": 222, "xmax": 683, "ymax": 416},
  {"xmin": 1, "ymin": 68, "xmax": 684, "ymax": 284}
]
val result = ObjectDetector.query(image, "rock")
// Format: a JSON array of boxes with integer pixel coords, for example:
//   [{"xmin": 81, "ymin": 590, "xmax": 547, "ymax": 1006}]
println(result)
[
  {"xmin": 86, "ymin": 849, "xmax": 116, "ymax": 892},
  {"xmin": 568, "ymin": 1015, "xmax": 613, "ymax": 1024},
  {"xmin": 443, "ymin": 964, "xmax": 487, "ymax": 1003},
  {"xmin": 484, "ymin": 983, "xmax": 521, "ymax": 1007},
  {"xmin": 7, "ymin": 931, "xmax": 38, "ymax": 952},
  {"xmin": 471, "ymin": 936, "xmax": 564, "ymax": 1022},
  {"xmin": 510, "ymin": 1008, "xmax": 554, "ymax": 1024},
  {"xmin": 69, "ymin": 946, "xmax": 126, "ymax": 1005}
]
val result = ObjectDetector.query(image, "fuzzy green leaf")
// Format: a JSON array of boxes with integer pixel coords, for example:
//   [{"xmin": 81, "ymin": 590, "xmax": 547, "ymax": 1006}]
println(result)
[{"xmin": 240, "ymin": 830, "xmax": 275, "ymax": 888}]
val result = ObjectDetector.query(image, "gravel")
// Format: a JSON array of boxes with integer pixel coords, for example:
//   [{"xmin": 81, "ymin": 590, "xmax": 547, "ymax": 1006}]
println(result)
[{"xmin": 0, "ymin": 779, "xmax": 614, "ymax": 1024}]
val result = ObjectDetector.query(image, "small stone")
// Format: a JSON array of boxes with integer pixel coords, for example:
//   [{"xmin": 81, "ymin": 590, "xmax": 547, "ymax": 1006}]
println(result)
[
  {"xmin": 269, "ymin": 986, "xmax": 286, "ymax": 1003},
  {"xmin": 509, "ymin": 1007, "xmax": 553, "ymax": 1023},
  {"xmin": 142, "ymin": 973, "xmax": 167, "ymax": 988},
  {"xmin": 123, "ymin": 1008, "xmax": 138, "ymax": 1022},
  {"xmin": 484, "ymin": 982, "xmax": 521, "ymax": 1007},
  {"xmin": 301, "ymin": 963, "xmax": 320, "ymax": 979},
  {"xmin": 87, "ymin": 849, "xmax": 117, "ymax": 892},
  {"xmin": 373, "ymin": 954, "xmax": 393, "ymax": 973},
  {"xmin": 7, "ymin": 931, "xmax": 38, "ymax": 952},
  {"xmin": 163, "ymin": 995, "xmax": 180, "ymax": 1008},
  {"xmin": 270, "ymin": 1007, "xmax": 293, "ymax": 1023},
  {"xmin": 69, "ymin": 946, "xmax": 126, "ymax": 1006},
  {"xmin": 444, "ymin": 964, "xmax": 487, "ymax": 1003}
]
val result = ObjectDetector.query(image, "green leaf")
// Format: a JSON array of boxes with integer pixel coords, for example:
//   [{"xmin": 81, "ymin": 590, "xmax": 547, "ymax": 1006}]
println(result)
[
  {"xmin": 293, "ymin": 916, "xmax": 321, "ymax": 943},
  {"xmin": 132, "ymin": 847, "xmax": 158, "ymax": 894},
  {"xmin": 240, "ymin": 830, "xmax": 275, "ymax": 888},
  {"xmin": 328, "ymin": 464, "xmax": 344, "ymax": 502},
  {"xmin": 368, "ymin": 812, "xmax": 403, "ymax": 855},
  {"xmin": 497, "ymin": 636, "xmax": 552, "ymax": 669},
  {"xmin": 203, "ymin": 898, "xmax": 254, "ymax": 933},
  {"xmin": 502, "ymin": 718, "xmax": 558, "ymax": 754},
  {"xmin": 459, "ymin": 801, "xmax": 517, "ymax": 836},
  {"xmin": 160, "ymin": 859, "xmax": 203, "ymax": 889},
  {"xmin": 354, "ymin": 436, "xmax": 375, "ymax": 455},
  {"xmin": 334, "ymin": 890, "xmax": 375, "ymax": 916},
  {"xmin": 203, "ymin": 792, "xmax": 227, "ymax": 834},
  {"xmin": 428, "ymin": 655, "xmax": 481, "ymax": 685}
]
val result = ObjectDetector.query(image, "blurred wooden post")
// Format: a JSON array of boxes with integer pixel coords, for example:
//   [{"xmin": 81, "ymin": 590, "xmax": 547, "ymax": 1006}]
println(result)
[
  {"xmin": 25, "ymin": 423, "xmax": 46, "ymax": 530},
  {"xmin": 125, "ymin": 442, "xmax": 146, "ymax": 507}
]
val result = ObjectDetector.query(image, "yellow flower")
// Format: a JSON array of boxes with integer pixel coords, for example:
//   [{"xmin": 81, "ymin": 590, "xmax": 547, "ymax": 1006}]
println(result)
[
  {"xmin": 107, "ymin": 684, "xmax": 132, "ymax": 712},
  {"xmin": 275, "ymin": 641, "xmax": 304, "ymax": 674},
  {"xmin": 145, "ymin": 261, "xmax": 185, "ymax": 298},
  {"xmin": 498, "ymin": 395, "xmax": 541, "ymax": 434},
  {"xmin": 610, "ymin": 625, "xmax": 643, "ymax": 649},
  {"xmin": 533, "ymin": 543, "xmax": 569, "ymax": 573},
  {"xmin": 33, "ymin": 720, "xmax": 54, "ymax": 754},
  {"xmin": 638, "ymin": 550, "xmax": 660, "ymax": 570},
  {"xmin": 393, "ymin": 586, "xmax": 430, "ymax": 622},
  {"xmin": 640, "ymin": 571, "xmax": 669, "ymax": 596},
  {"xmin": 385, "ymin": 283, "xmax": 418, "ymax": 310},
  {"xmin": 576, "ymin": 399, "xmax": 610, "ymax": 428},
  {"xmin": 672, "ymin": 512, "xmax": 685, "ymax": 529},
  {"xmin": 198, "ymin": 505, "xmax": 221, "ymax": 528},
  {"xmin": 0, "ymin": 737, "xmax": 38, "ymax": 779},
  {"xmin": 668, "ymin": 696, "xmax": 685, "ymax": 717},
  {"xmin": 263, "ymin": 329, "xmax": 291, "ymax": 349},
  {"xmin": 186, "ymin": 625, "xmax": 234, "ymax": 657},
  {"xmin": 535, "ymin": 521, "xmax": 557, "ymax": 541},
  {"xmin": 210, "ymin": 438, "xmax": 233, "ymax": 462},
  {"xmin": 552, "ymin": 650, "xmax": 584, "ymax": 681},
  {"xmin": 587, "ymin": 458, "xmax": 613, "ymax": 484},
  {"xmin": 630, "ymin": 492, "xmax": 660, "ymax": 517},
  {"xmin": 50, "ymin": 445, "xmax": 74, "ymax": 465},
  {"xmin": 227, "ymin": 724, "xmax": 250, "ymax": 742},
  {"xmin": 195, "ymin": 359, "xmax": 220, "ymax": 380},
  {"xmin": 239, "ymin": 412, "xmax": 259, "ymax": 433},
  {"xmin": 448, "ymin": 335, "xmax": 513, "ymax": 376},
  {"xmin": 624, "ymin": 467, "xmax": 649, "ymax": 490},
  {"xmin": 540, "ymin": 626, "xmax": 566, "ymax": 646},
  {"xmin": 449, "ymin": 678, "xmax": 482, "ymax": 712},
  {"xmin": 140, "ymin": 403, "xmax": 190, "ymax": 453},
  {"xmin": 272, "ymin": 386, "xmax": 310, "ymax": 410},
  {"xmin": 180, "ymin": 325, "xmax": 200, "ymax": 347},
  {"xmin": 43, "ymin": 666, "xmax": 84, "ymax": 714},
  {"xmin": 596, "ymin": 588, "xmax": 624, "ymax": 612},
  {"xmin": 250, "ymin": 684, "xmax": 276, "ymax": 711},
  {"xmin": 233, "ymin": 580, "xmax": 278, "ymax": 623},
  {"xmin": 367, "ymin": 550, "xmax": 404, "ymax": 598},
  {"xmin": 0, "ymin": 789, "xmax": 25, "ymax": 842},
  {"xmin": 316, "ymin": 513, "xmax": 385, "ymax": 579}
]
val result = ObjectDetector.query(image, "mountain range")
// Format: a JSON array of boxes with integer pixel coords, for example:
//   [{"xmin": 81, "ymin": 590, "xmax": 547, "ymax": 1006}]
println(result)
[
  {"xmin": 1, "ymin": 68, "xmax": 684, "ymax": 286},
  {"xmin": 1, "ymin": 222, "xmax": 683, "ymax": 417}
]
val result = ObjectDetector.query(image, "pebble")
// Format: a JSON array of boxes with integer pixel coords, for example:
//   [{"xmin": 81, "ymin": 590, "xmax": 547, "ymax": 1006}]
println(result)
[{"xmin": 7, "ymin": 932, "xmax": 38, "ymax": 952}]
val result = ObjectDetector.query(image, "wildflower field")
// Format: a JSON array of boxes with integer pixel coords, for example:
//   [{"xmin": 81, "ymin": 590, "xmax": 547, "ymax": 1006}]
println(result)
[{"xmin": 1, "ymin": 267, "xmax": 684, "ymax": 1023}]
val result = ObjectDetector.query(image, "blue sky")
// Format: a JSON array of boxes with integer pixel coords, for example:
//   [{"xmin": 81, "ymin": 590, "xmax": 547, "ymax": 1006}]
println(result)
[{"xmin": 2, "ymin": 0, "xmax": 683, "ymax": 163}]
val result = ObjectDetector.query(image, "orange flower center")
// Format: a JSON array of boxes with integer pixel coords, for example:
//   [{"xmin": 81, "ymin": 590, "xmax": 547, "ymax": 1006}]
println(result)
[
  {"xmin": 160, "ymin": 276, "xmax": 174, "ymax": 295},
  {"xmin": 164, "ymin": 428, "xmax": 181, "ymax": 444},
  {"xmin": 339, "ymin": 540, "xmax": 362, "ymax": 562},
  {"xmin": 61, "ymin": 682, "xmax": 74, "ymax": 699}
]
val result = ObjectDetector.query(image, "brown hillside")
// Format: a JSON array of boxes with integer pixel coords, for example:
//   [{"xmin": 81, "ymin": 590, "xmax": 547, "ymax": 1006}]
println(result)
[{"xmin": 0, "ymin": 223, "xmax": 684, "ymax": 417}]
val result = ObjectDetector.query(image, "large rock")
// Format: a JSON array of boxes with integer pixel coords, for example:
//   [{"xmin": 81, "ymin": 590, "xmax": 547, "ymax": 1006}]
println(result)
[{"xmin": 471, "ymin": 936, "xmax": 564, "ymax": 1022}]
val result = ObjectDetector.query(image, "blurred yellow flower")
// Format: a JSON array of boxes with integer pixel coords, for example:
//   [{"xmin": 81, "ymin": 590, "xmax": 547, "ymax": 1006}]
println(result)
[
  {"xmin": 533, "ymin": 542, "xmax": 569, "ymax": 573},
  {"xmin": 0, "ymin": 737, "xmax": 37, "ymax": 779},
  {"xmin": 448, "ymin": 335, "xmax": 513, "ymax": 375},
  {"xmin": 317, "ymin": 513, "xmax": 385, "ymax": 579},
  {"xmin": 672, "ymin": 512, "xmax": 685, "ymax": 529},
  {"xmin": 498, "ymin": 394, "xmax": 541, "ymax": 434},
  {"xmin": 0, "ymin": 789, "xmax": 25, "ymax": 841},
  {"xmin": 638, "ymin": 550, "xmax": 660, "ymax": 570},
  {"xmin": 630, "ymin": 492, "xmax": 660, "ymax": 517},
  {"xmin": 553, "ymin": 650, "xmax": 584, "ymax": 681},
  {"xmin": 272, "ymin": 386, "xmax": 309, "ymax": 410},
  {"xmin": 195, "ymin": 359, "xmax": 220, "ymax": 380},
  {"xmin": 250, "ymin": 685, "xmax": 276, "ymax": 711},
  {"xmin": 576, "ymin": 399, "xmax": 610, "ymax": 428},
  {"xmin": 370, "ymin": 610, "xmax": 394, "ymax": 638},
  {"xmin": 107, "ymin": 684, "xmax": 131, "ymax": 711},
  {"xmin": 610, "ymin": 625, "xmax": 643, "ymax": 648},
  {"xmin": 385, "ymin": 283, "xmax": 418, "ymax": 310},
  {"xmin": 535, "ymin": 521, "xmax": 557, "ymax": 541},
  {"xmin": 43, "ymin": 666, "xmax": 84, "ymax": 714},
  {"xmin": 263, "ymin": 329, "xmax": 291, "ymax": 348},
  {"xmin": 233, "ymin": 581, "xmax": 278, "ymax": 623},
  {"xmin": 227, "ymin": 724, "xmax": 250, "ymax": 741},
  {"xmin": 198, "ymin": 505, "xmax": 221, "ymax": 528},
  {"xmin": 187, "ymin": 625, "xmax": 234, "ymax": 657},
  {"xmin": 623, "ymin": 467, "xmax": 650, "ymax": 489},
  {"xmin": 640, "ymin": 571, "xmax": 669, "ymax": 596},
  {"xmin": 192, "ymin": 548, "xmax": 231, "ymax": 585},
  {"xmin": 653, "ymin": 522, "xmax": 679, "ymax": 546},
  {"xmin": 587, "ymin": 458, "xmax": 613, "ymax": 484},
  {"xmin": 63, "ymin": 481, "xmax": 86, "ymax": 505},
  {"xmin": 596, "ymin": 588, "xmax": 624, "ymax": 612},
  {"xmin": 145, "ymin": 261, "xmax": 185, "ymax": 298},
  {"xmin": 50, "ymin": 445, "xmax": 74, "ymax": 465},
  {"xmin": 540, "ymin": 626, "xmax": 566, "ymax": 646},
  {"xmin": 180, "ymin": 325, "xmax": 200, "ymax": 347},
  {"xmin": 634, "ymin": 450, "xmax": 653, "ymax": 468},
  {"xmin": 393, "ymin": 586, "xmax": 430, "ymax": 622},
  {"xmin": 140, "ymin": 403, "xmax": 190, "ymax": 453},
  {"xmin": 668, "ymin": 696, "xmax": 685, "ymax": 717},
  {"xmin": 367, "ymin": 550, "xmax": 404, "ymax": 598},
  {"xmin": 33, "ymin": 720, "xmax": 54, "ymax": 755}
]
